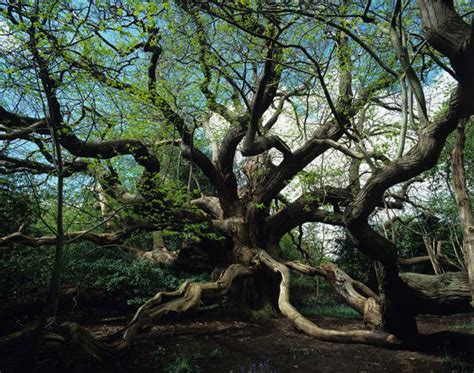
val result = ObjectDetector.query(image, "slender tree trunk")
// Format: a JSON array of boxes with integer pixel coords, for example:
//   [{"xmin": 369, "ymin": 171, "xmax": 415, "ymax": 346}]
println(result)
[
  {"xmin": 452, "ymin": 119, "xmax": 474, "ymax": 307},
  {"xmin": 44, "ymin": 121, "xmax": 65, "ymax": 320}
]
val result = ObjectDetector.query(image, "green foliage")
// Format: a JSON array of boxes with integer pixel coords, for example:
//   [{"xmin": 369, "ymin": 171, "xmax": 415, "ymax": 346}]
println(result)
[
  {"xmin": 64, "ymin": 243, "xmax": 181, "ymax": 305},
  {"xmin": 0, "ymin": 241, "xmax": 209, "ymax": 304},
  {"xmin": 290, "ymin": 273, "xmax": 318, "ymax": 297},
  {"xmin": 0, "ymin": 0, "xmax": 470, "ymax": 331},
  {"xmin": 135, "ymin": 175, "xmax": 216, "ymax": 243},
  {"xmin": 279, "ymin": 227, "xmax": 345, "ymax": 304},
  {"xmin": 298, "ymin": 298, "xmax": 361, "ymax": 319},
  {"xmin": 333, "ymin": 233, "xmax": 378, "ymax": 289},
  {"xmin": 0, "ymin": 246, "xmax": 53, "ymax": 299}
]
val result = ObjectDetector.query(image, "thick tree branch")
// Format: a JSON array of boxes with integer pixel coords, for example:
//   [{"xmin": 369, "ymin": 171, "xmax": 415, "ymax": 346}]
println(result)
[
  {"xmin": 0, "ymin": 221, "xmax": 153, "ymax": 248},
  {"xmin": 0, "ymin": 107, "xmax": 161, "ymax": 173},
  {"xmin": 286, "ymin": 260, "xmax": 381, "ymax": 327},
  {"xmin": 416, "ymin": 0, "xmax": 473, "ymax": 102},
  {"xmin": 0, "ymin": 154, "xmax": 88, "ymax": 176}
]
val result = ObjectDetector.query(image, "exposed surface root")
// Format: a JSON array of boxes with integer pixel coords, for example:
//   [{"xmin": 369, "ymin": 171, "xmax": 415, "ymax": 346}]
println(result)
[{"xmin": 258, "ymin": 250, "xmax": 399, "ymax": 346}]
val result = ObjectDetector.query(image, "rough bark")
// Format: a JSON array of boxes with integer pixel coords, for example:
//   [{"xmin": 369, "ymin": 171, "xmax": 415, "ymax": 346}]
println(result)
[
  {"xmin": 0, "ymin": 223, "xmax": 153, "ymax": 247},
  {"xmin": 121, "ymin": 263, "xmax": 253, "ymax": 348},
  {"xmin": 285, "ymin": 261, "xmax": 472, "ymax": 321},
  {"xmin": 417, "ymin": 0, "xmax": 474, "ymax": 102},
  {"xmin": 2, "ymin": 0, "xmax": 473, "ymax": 357},
  {"xmin": 400, "ymin": 271, "xmax": 471, "ymax": 314},
  {"xmin": 344, "ymin": 16, "xmax": 472, "ymax": 333},
  {"xmin": 139, "ymin": 246, "xmax": 179, "ymax": 266}
]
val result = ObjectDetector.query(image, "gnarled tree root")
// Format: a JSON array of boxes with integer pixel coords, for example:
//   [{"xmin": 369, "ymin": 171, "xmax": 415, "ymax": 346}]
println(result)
[
  {"xmin": 23, "ymin": 263, "xmax": 254, "ymax": 365},
  {"xmin": 257, "ymin": 250, "xmax": 399, "ymax": 347},
  {"xmin": 286, "ymin": 260, "xmax": 382, "ymax": 328},
  {"xmin": 120, "ymin": 263, "xmax": 253, "ymax": 348}
]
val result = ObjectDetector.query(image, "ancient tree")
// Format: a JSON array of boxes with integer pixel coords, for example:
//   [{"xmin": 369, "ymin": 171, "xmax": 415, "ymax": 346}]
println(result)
[{"xmin": 0, "ymin": 0, "xmax": 473, "ymax": 358}]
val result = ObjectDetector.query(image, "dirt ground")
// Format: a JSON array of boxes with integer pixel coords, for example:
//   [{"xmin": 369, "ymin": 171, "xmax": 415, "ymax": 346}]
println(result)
[
  {"xmin": 83, "ymin": 313, "xmax": 474, "ymax": 373},
  {"xmin": 1, "ymin": 312, "xmax": 473, "ymax": 372}
]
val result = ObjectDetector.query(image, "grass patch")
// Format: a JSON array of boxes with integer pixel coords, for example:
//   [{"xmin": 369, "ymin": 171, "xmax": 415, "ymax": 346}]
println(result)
[
  {"xmin": 165, "ymin": 355, "xmax": 200, "ymax": 373},
  {"xmin": 453, "ymin": 322, "xmax": 474, "ymax": 332},
  {"xmin": 299, "ymin": 304, "xmax": 361, "ymax": 319}
]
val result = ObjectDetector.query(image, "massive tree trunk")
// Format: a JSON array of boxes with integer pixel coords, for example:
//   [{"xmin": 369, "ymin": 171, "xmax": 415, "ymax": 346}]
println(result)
[
  {"xmin": 2, "ymin": 2, "xmax": 474, "ymax": 367},
  {"xmin": 343, "ymin": 0, "xmax": 474, "ymax": 338}
]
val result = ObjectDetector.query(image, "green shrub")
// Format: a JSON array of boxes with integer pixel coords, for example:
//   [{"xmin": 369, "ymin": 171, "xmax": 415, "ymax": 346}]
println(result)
[
  {"xmin": 0, "ymin": 241, "xmax": 209, "ymax": 305},
  {"xmin": 0, "ymin": 246, "xmax": 53, "ymax": 298}
]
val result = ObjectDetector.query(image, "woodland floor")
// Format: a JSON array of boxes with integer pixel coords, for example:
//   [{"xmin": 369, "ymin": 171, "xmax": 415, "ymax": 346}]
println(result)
[
  {"xmin": 1, "ymin": 310, "xmax": 473, "ymax": 372},
  {"xmin": 57, "ymin": 313, "xmax": 474, "ymax": 372}
]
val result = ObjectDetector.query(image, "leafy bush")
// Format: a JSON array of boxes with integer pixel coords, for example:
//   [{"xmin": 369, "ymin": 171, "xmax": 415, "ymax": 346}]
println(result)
[
  {"xmin": 0, "ymin": 246, "xmax": 53, "ymax": 299},
  {"xmin": 0, "ymin": 241, "xmax": 209, "ymax": 305},
  {"xmin": 64, "ymin": 244, "xmax": 181, "ymax": 305}
]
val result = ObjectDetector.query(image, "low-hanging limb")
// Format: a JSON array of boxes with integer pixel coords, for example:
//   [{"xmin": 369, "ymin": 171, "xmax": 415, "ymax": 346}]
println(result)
[
  {"xmin": 119, "ymin": 263, "xmax": 253, "ymax": 348},
  {"xmin": 285, "ymin": 260, "xmax": 381, "ymax": 329},
  {"xmin": 257, "ymin": 250, "xmax": 399, "ymax": 346},
  {"xmin": 0, "ymin": 220, "xmax": 154, "ymax": 248},
  {"xmin": 400, "ymin": 271, "xmax": 471, "ymax": 315},
  {"xmin": 286, "ymin": 259, "xmax": 472, "ymax": 317},
  {"xmin": 286, "ymin": 256, "xmax": 472, "ymax": 319}
]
